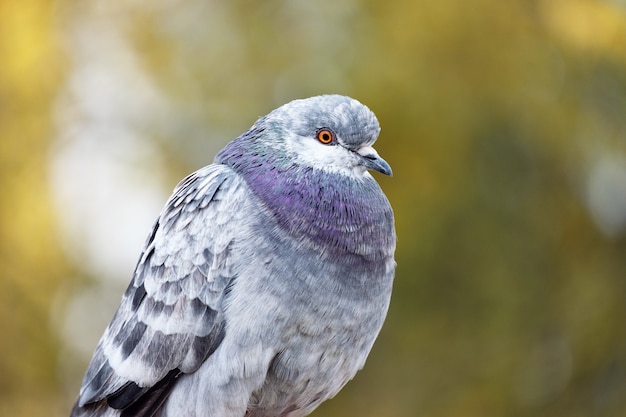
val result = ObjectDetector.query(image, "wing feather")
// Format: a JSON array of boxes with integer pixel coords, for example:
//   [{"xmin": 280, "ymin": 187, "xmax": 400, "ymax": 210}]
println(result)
[{"xmin": 73, "ymin": 164, "xmax": 247, "ymax": 415}]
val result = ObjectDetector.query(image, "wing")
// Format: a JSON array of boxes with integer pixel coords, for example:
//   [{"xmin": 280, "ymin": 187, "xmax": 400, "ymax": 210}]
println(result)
[{"xmin": 73, "ymin": 164, "xmax": 248, "ymax": 416}]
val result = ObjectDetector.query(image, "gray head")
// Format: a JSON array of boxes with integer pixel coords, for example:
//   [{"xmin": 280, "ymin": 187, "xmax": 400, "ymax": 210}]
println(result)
[{"xmin": 216, "ymin": 95, "xmax": 391, "ymax": 177}]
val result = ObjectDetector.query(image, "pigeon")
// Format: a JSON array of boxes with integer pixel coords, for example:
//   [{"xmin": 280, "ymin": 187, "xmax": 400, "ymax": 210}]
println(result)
[{"xmin": 70, "ymin": 94, "xmax": 396, "ymax": 417}]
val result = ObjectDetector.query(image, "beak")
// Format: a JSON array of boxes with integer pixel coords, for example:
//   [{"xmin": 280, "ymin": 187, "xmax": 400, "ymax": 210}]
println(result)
[{"xmin": 357, "ymin": 146, "xmax": 393, "ymax": 176}]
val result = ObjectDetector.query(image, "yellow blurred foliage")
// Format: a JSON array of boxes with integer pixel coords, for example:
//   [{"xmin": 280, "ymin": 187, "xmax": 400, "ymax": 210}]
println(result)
[
  {"xmin": 541, "ymin": 0, "xmax": 626, "ymax": 61},
  {"xmin": 0, "ymin": 1, "xmax": 70, "ymax": 417}
]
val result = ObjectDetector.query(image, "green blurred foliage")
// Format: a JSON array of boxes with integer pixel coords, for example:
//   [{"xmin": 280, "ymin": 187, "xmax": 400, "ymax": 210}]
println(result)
[{"xmin": 1, "ymin": 0, "xmax": 626, "ymax": 416}]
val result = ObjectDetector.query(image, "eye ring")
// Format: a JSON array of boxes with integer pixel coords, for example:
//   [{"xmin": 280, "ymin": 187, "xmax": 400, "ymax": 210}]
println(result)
[{"xmin": 316, "ymin": 128, "xmax": 334, "ymax": 145}]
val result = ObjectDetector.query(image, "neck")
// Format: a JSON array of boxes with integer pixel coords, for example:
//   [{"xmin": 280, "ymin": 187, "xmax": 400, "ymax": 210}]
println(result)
[{"xmin": 216, "ymin": 137, "xmax": 393, "ymax": 262}]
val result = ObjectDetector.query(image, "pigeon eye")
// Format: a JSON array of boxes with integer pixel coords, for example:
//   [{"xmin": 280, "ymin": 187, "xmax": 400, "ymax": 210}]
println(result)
[{"xmin": 316, "ymin": 129, "xmax": 334, "ymax": 145}]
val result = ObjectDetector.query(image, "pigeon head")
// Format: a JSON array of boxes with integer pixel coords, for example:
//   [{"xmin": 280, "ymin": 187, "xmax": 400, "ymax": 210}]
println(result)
[{"xmin": 217, "ymin": 95, "xmax": 392, "ymax": 177}]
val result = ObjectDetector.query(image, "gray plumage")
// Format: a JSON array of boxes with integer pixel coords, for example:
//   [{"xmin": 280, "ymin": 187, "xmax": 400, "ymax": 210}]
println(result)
[{"xmin": 71, "ymin": 95, "xmax": 396, "ymax": 417}]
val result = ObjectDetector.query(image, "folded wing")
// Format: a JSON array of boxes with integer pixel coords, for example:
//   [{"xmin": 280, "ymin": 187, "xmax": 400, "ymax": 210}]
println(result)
[{"xmin": 72, "ymin": 164, "xmax": 248, "ymax": 417}]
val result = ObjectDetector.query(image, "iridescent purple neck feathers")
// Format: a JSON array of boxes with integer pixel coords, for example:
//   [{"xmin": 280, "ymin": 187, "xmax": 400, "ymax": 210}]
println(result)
[{"xmin": 216, "ymin": 133, "xmax": 394, "ymax": 262}]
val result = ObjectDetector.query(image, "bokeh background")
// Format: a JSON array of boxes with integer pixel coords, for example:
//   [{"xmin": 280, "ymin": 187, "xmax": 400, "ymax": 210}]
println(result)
[{"xmin": 2, "ymin": 0, "xmax": 626, "ymax": 416}]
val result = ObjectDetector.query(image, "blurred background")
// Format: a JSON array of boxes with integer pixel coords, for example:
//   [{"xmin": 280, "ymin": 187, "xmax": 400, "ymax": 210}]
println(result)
[{"xmin": 1, "ymin": 0, "xmax": 626, "ymax": 416}]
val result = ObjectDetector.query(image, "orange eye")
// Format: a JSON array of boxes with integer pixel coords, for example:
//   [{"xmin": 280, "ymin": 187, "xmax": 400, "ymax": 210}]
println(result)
[{"xmin": 316, "ymin": 129, "xmax": 334, "ymax": 144}]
